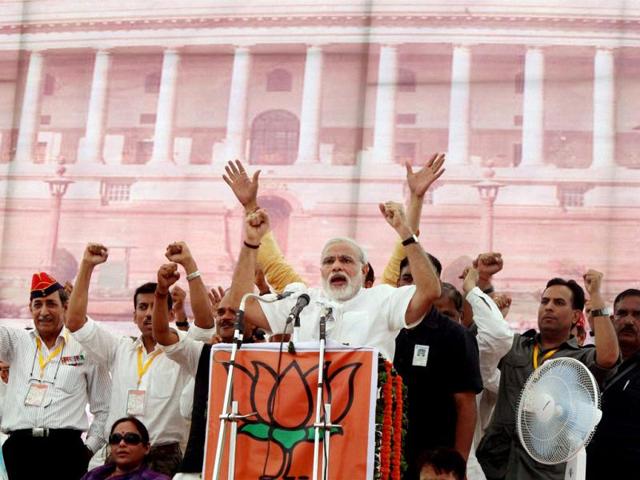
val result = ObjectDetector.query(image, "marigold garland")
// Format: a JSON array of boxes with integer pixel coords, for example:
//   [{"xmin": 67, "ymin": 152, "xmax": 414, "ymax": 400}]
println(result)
[
  {"xmin": 380, "ymin": 361, "xmax": 393, "ymax": 479},
  {"xmin": 375, "ymin": 356, "xmax": 407, "ymax": 480},
  {"xmin": 391, "ymin": 373, "xmax": 403, "ymax": 480}
]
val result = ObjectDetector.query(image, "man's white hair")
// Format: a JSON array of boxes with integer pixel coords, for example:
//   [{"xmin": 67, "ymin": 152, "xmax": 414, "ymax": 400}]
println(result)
[{"xmin": 321, "ymin": 237, "xmax": 368, "ymax": 265}]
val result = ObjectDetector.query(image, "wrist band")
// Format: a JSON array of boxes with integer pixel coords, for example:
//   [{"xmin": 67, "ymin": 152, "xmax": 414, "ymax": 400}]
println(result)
[
  {"xmin": 243, "ymin": 241, "xmax": 260, "ymax": 250},
  {"xmin": 175, "ymin": 321, "xmax": 189, "ymax": 327},
  {"xmin": 155, "ymin": 290, "xmax": 169, "ymax": 297},
  {"xmin": 482, "ymin": 286, "xmax": 495, "ymax": 295},
  {"xmin": 186, "ymin": 270, "xmax": 201, "ymax": 281}
]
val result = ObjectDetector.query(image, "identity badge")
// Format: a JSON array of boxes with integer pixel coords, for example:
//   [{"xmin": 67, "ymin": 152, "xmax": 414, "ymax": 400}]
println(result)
[
  {"xmin": 126, "ymin": 389, "xmax": 146, "ymax": 416},
  {"xmin": 412, "ymin": 344, "xmax": 429, "ymax": 367},
  {"xmin": 25, "ymin": 383, "xmax": 48, "ymax": 407}
]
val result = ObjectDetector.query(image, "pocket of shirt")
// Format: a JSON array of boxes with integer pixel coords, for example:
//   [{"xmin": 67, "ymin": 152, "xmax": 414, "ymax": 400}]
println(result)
[
  {"xmin": 56, "ymin": 364, "xmax": 86, "ymax": 394},
  {"xmin": 150, "ymin": 363, "xmax": 179, "ymax": 399}
]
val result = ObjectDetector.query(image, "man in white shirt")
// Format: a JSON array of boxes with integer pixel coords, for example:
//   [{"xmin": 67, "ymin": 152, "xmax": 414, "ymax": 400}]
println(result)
[
  {"xmin": 226, "ymin": 200, "xmax": 441, "ymax": 360},
  {"xmin": 66, "ymin": 243, "xmax": 215, "ymax": 477},
  {"xmin": 1, "ymin": 272, "xmax": 111, "ymax": 480}
]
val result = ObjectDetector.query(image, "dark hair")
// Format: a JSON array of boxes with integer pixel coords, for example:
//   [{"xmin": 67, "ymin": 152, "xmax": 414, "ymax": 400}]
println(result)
[
  {"xmin": 544, "ymin": 278, "xmax": 585, "ymax": 310},
  {"xmin": 441, "ymin": 282, "xmax": 463, "ymax": 312},
  {"xmin": 417, "ymin": 448, "xmax": 466, "ymax": 480},
  {"xmin": 134, "ymin": 282, "xmax": 173, "ymax": 311},
  {"xmin": 365, "ymin": 262, "xmax": 375, "ymax": 285},
  {"xmin": 399, "ymin": 253, "xmax": 442, "ymax": 278},
  {"xmin": 614, "ymin": 289, "xmax": 640, "ymax": 310},
  {"xmin": 110, "ymin": 416, "xmax": 150, "ymax": 445},
  {"xmin": 58, "ymin": 288, "xmax": 69, "ymax": 305}
]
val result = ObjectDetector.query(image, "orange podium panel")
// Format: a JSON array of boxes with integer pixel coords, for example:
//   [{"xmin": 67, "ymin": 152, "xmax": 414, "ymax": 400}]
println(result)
[{"xmin": 203, "ymin": 342, "xmax": 378, "ymax": 479}]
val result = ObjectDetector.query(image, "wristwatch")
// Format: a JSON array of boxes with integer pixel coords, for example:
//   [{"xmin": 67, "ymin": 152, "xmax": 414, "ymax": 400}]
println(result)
[
  {"xmin": 590, "ymin": 307, "xmax": 611, "ymax": 317},
  {"xmin": 401, "ymin": 234, "xmax": 419, "ymax": 246}
]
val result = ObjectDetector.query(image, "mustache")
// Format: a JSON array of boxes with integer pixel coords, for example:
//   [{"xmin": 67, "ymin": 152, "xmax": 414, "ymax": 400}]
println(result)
[{"xmin": 619, "ymin": 325, "xmax": 637, "ymax": 334}]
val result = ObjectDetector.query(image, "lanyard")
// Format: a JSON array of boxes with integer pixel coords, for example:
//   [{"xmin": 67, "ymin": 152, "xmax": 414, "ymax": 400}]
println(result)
[
  {"xmin": 136, "ymin": 346, "xmax": 163, "ymax": 387},
  {"xmin": 35, "ymin": 331, "xmax": 67, "ymax": 379},
  {"xmin": 532, "ymin": 343, "xmax": 559, "ymax": 370}
]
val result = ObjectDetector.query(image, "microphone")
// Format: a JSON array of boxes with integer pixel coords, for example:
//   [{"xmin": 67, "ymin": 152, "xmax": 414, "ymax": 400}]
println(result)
[{"xmin": 286, "ymin": 294, "xmax": 311, "ymax": 326}]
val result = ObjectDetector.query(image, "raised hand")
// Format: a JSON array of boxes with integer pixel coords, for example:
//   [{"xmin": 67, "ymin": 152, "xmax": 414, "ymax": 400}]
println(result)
[
  {"xmin": 583, "ymin": 269, "xmax": 605, "ymax": 310},
  {"xmin": 208, "ymin": 286, "xmax": 225, "ymax": 312},
  {"xmin": 473, "ymin": 252, "xmax": 503, "ymax": 279},
  {"xmin": 492, "ymin": 293, "xmax": 512, "ymax": 318},
  {"xmin": 460, "ymin": 266, "xmax": 480, "ymax": 294},
  {"xmin": 378, "ymin": 201, "xmax": 410, "ymax": 234},
  {"xmin": 171, "ymin": 285, "xmax": 187, "ymax": 310},
  {"xmin": 223, "ymin": 159, "xmax": 261, "ymax": 212},
  {"xmin": 583, "ymin": 269, "xmax": 603, "ymax": 297},
  {"xmin": 405, "ymin": 153, "xmax": 446, "ymax": 198},
  {"xmin": 245, "ymin": 208, "xmax": 270, "ymax": 245},
  {"xmin": 82, "ymin": 243, "xmax": 108, "ymax": 266},
  {"xmin": 165, "ymin": 241, "xmax": 193, "ymax": 267},
  {"xmin": 157, "ymin": 263, "xmax": 180, "ymax": 294}
]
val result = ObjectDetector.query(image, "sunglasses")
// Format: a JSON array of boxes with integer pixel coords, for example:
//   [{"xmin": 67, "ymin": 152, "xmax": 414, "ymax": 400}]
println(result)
[{"xmin": 108, "ymin": 432, "xmax": 143, "ymax": 445}]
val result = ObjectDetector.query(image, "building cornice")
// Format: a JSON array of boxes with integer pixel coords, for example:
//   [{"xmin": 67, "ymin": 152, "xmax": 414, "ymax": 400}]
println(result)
[{"xmin": 2, "ymin": 13, "xmax": 640, "ymax": 36}]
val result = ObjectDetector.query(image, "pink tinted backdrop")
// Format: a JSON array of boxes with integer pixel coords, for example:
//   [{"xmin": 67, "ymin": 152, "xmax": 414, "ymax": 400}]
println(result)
[{"xmin": 1, "ymin": 0, "xmax": 639, "ymax": 331}]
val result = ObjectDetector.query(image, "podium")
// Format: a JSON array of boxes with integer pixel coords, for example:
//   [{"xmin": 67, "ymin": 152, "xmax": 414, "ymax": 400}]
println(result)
[{"xmin": 202, "ymin": 342, "xmax": 378, "ymax": 479}]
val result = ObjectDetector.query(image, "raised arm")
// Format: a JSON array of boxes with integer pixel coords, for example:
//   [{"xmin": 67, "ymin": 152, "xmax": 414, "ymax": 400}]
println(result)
[
  {"xmin": 227, "ymin": 208, "xmax": 271, "ymax": 331},
  {"xmin": 381, "ymin": 153, "xmax": 445, "ymax": 286},
  {"xmin": 171, "ymin": 285, "xmax": 189, "ymax": 326},
  {"xmin": 165, "ymin": 241, "xmax": 213, "ymax": 330},
  {"xmin": 66, "ymin": 243, "xmax": 108, "ymax": 332},
  {"xmin": 223, "ymin": 159, "xmax": 305, "ymax": 290},
  {"xmin": 378, "ymin": 201, "xmax": 441, "ymax": 325},
  {"xmin": 584, "ymin": 269, "xmax": 619, "ymax": 368},
  {"xmin": 223, "ymin": 159, "xmax": 261, "ymax": 214},
  {"xmin": 153, "ymin": 263, "xmax": 181, "ymax": 346},
  {"xmin": 462, "ymin": 266, "xmax": 514, "ymax": 386}
]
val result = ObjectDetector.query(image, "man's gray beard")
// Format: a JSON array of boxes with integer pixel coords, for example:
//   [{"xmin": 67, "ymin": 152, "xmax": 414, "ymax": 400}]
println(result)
[{"xmin": 321, "ymin": 271, "xmax": 363, "ymax": 302}]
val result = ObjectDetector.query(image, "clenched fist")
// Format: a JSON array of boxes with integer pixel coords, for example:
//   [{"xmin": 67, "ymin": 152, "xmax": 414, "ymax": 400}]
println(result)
[
  {"xmin": 379, "ymin": 201, "xmax": 409, "ymax": 234},
  {"xmin": 244, "ymin": 208, "xmax": 270, "ymax": 245},
  {"xmin": 474, "ymin": 252, "xmax": 503, "ymax": 279},
  {"xmin": 157, "ymin": 263, "xmax": 180, "ymax": 294},
  {"xmin": 82, "ymin": 243, "xmax": 108, "ymax": 266}
]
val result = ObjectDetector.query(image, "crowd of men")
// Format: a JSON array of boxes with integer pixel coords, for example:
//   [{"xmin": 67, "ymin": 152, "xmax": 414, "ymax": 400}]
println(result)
[{"xmin": 0, "ymin": 155, "xmax": 638, "ymax": 480}]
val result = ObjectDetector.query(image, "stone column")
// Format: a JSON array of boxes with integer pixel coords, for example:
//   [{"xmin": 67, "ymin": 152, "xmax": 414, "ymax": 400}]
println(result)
[
  {"xmin": 80, "ymin": 49, "xmax": 111, "ymax": 163},
  {"xmin": 520, "ymin": 47, "xmax": 545, "ymax": 167},
  {"xmin": 447, "ymin": 45, "xmax": 471, "ymax": 166},
  {"xmin": 225, "ymin": 46, "xmax": 251, "ymax": 161},
  {"xmin": 371, "ymin": 45, "xmax": 398, "ymax": 164},
  {"xmin": 592, "ymin": 47, "xmax": 616, "ymax": 169},
  {"xmin": 296, "ymin": 45, "xmax": 324, "ymax": 164},
  {"xmin": 14, "ymin": 51, "xmax": 44, "ymax": 164},
  {"xmin": 150, "ymin": 48, "xmax": 180, "ymax": 164}
]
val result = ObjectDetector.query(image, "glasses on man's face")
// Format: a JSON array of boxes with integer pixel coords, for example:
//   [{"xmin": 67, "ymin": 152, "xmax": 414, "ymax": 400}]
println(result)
[{"xmin": 109, "ymin": 432, "xmax": 143, "ymax": 445}]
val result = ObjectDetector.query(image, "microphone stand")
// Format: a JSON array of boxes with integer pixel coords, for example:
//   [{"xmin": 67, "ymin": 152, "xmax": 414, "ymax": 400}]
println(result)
[
  {"xmin": 212, "ymin": 292, "xmax": 286, "ymax": 480},
  {"xmin": 312, "ymin": 307, "xmax": 340, "ymax": 480}
]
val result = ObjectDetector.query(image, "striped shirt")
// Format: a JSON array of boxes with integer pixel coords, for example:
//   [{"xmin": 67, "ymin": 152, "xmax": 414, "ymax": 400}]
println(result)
[
  {"xmin": 0, "ymin": 326, "xmax": 111, "ymax": 452},
  {"xmin": 72, "ymin": 318, "xmax": 214, "ymax": 446}
]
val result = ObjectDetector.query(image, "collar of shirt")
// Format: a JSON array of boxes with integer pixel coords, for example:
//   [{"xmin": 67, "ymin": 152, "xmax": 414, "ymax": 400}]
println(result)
[
  {"xmin": 30, "ymin": 326, "xmax": 68, "ymax": 347},
  {"xmin": 521, "ymin": 329, "xmax": 581, "ymax": 351}
]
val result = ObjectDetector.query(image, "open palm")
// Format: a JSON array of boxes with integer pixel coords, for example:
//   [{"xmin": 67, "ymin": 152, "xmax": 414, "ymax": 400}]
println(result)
[{"xmin": 406, "ymin": 152, "xmax": 445, "ymax": 197}]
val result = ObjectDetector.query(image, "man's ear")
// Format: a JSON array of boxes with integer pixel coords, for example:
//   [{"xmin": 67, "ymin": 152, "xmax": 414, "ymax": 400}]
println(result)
[
  {"xmin": 571, "ymin": 309, "xmax": 581, "ymax": 328},
  {"xmin": 362, "ymin": 263, "xmax": 370, "ymax": 277}
]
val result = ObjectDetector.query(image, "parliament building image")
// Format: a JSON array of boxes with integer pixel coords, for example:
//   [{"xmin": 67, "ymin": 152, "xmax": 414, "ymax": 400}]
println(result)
[{"xmin": 0, "ymin": 0, "xmax": 638, "ymax": 325}]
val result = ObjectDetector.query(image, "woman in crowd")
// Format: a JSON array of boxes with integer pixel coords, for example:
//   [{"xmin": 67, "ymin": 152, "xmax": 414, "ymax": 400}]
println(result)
[{"xmin": 81, "ymin": 417, "xmax": 170, "ymax": 480}]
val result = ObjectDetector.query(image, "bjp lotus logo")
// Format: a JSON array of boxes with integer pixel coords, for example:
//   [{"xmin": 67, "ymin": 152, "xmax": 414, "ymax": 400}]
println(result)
[
  {"xmin": 204, "ymin": 348, "xmax": 376, "ymax": 480},
  {"xmin": 230, "ymin": 358, "xmax": 362, "ymax": 478}
]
